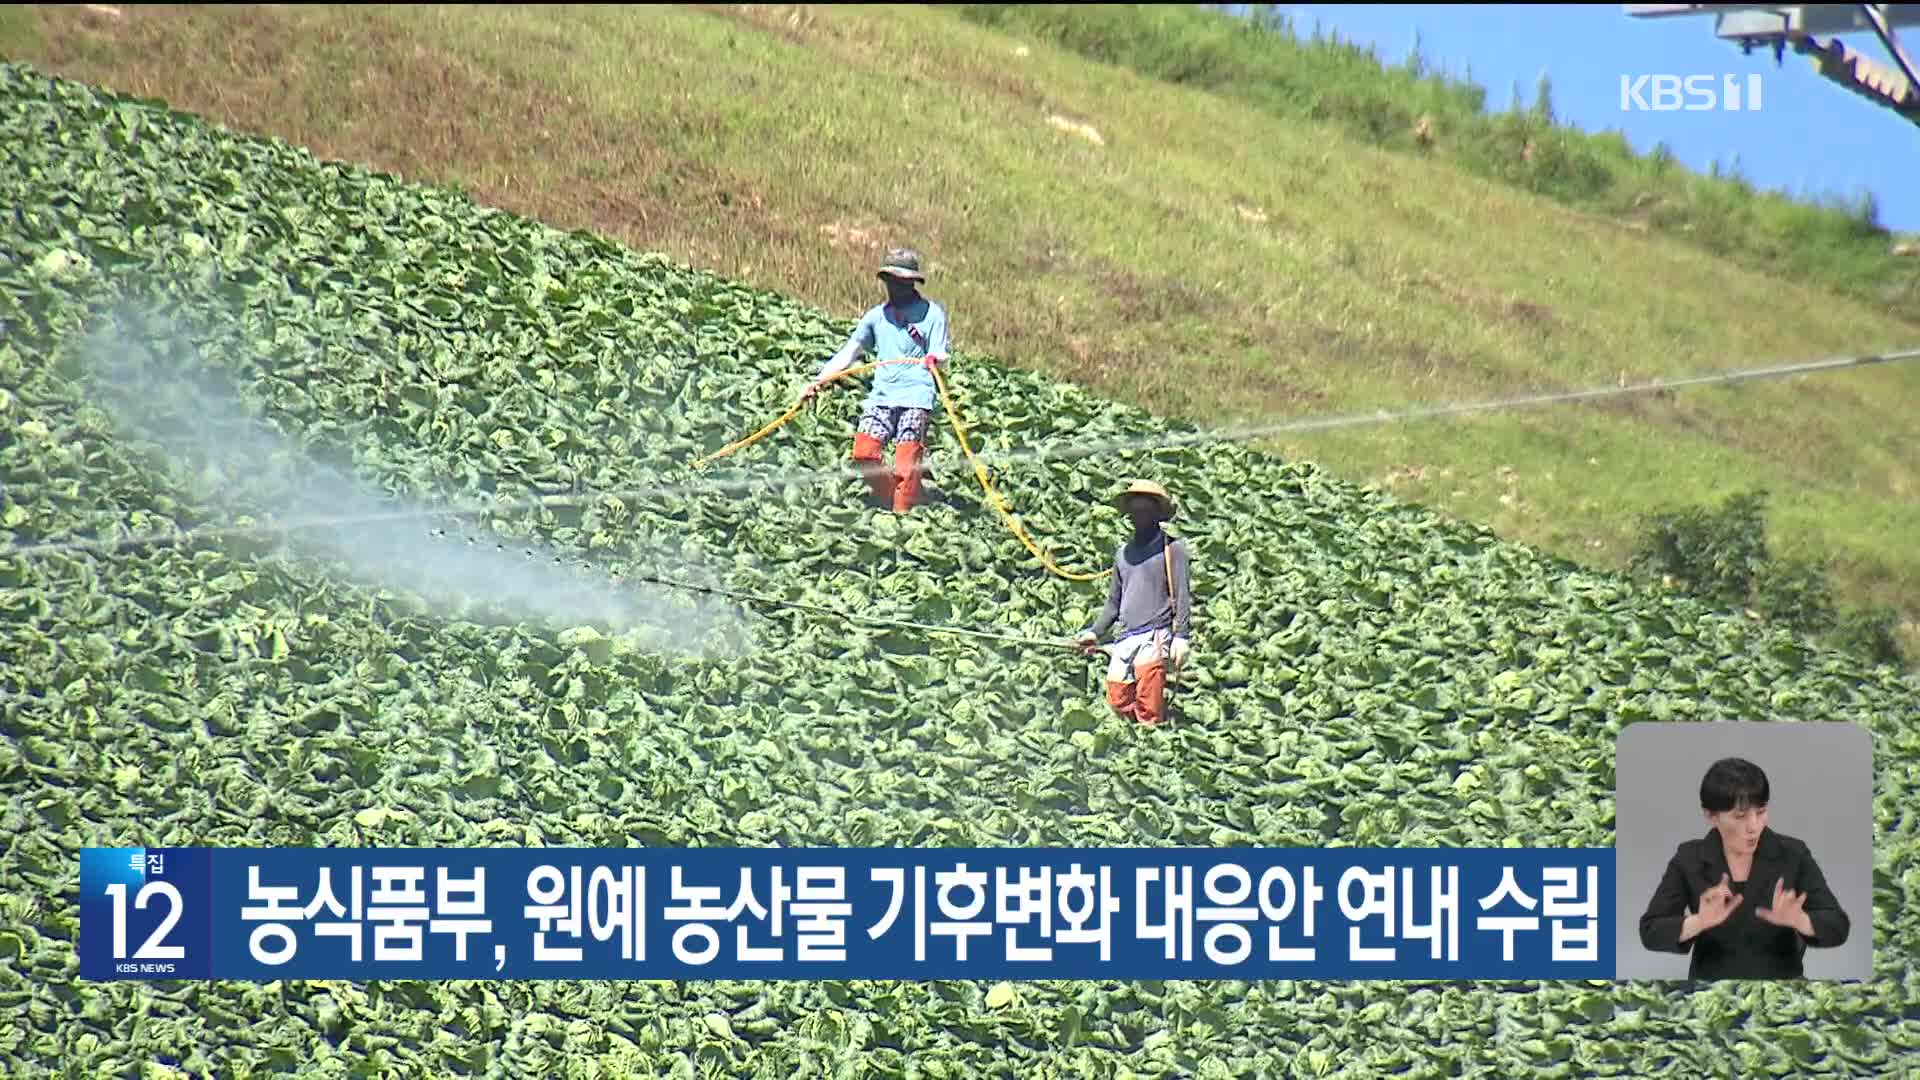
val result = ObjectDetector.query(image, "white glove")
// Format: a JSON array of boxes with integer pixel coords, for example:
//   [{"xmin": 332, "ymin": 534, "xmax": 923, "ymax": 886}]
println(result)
[{"xmin": 1169, "ymin": 636, "xmax": 1192, "ymax": 670}]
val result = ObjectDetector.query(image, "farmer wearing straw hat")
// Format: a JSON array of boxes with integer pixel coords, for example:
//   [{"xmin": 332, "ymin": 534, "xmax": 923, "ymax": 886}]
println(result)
[
  {"xmin": 803, "ymin": 248, "xmax": 950, "ymax": 513},
  {"xmin": 1075, "ymin": 480, "xmax": 1194, "ymax": 727}
]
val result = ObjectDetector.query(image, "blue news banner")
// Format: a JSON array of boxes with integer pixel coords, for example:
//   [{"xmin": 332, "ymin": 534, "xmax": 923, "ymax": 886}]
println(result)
[{"xmin": 80, "ymin": 847, "xmax": 1615, "ymax": 982}]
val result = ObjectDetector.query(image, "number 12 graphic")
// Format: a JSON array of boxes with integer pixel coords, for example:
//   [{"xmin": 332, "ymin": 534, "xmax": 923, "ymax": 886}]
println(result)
[{"xmin": 105, "ymin": 881, "xmax": 185, "ymax": 960}]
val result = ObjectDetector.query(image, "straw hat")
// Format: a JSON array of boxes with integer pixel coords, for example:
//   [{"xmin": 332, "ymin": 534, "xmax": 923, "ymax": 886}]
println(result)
[{"xmin": 1114, "ymin": 479, "xmax": 1177, "ymax": 520}]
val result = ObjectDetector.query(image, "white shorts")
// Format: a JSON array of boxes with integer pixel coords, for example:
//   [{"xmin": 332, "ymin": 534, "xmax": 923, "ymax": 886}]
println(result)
[{"xmin": 1104, "ymin": 627, "xmax": 1170, "ymax": 684}]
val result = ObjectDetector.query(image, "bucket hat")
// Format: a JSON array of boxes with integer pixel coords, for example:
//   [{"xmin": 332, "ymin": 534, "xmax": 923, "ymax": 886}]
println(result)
[{"xmin": 877, "ymin": 247, "xmax": 927, "ymax": 282}]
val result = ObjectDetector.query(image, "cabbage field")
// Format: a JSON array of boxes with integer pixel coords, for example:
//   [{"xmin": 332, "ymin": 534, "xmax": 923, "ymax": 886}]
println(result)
[{"xmin": 4, "ymin": 61, "xmax": 1919, "ymax": 1077}]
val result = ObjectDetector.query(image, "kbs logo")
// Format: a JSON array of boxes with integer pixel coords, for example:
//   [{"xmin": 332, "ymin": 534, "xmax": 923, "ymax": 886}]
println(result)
[{"xmin": 1619, "ymin": 73, "xmax": 1764, "ymax": 112}]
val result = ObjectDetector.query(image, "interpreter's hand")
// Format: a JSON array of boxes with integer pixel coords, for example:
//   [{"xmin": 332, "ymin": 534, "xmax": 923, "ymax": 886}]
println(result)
[
  {"xmin": 1757, "ymin": 878, "xmax": 1812, "ymax": 935},
  {"xmin": 1690, "ymin": 873, "xmax": 1742, "ymax": 933},
  {"xmin": 800, "ymin": 379, "xmax": 827, "ymax": 402},
  {"xmin": 1074, "ymin": 630, "xmax": 1101, "ymax": 657}
]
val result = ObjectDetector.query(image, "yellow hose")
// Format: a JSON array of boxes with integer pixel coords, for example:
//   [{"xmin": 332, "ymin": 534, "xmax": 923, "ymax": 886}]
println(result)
[
  {"xmin": 691, "ymin": 358, "xmax": 1112, "ymax": 583},
  {"xmin": 689, "ymin": 359, "xmax": 895, "ymax": 470},
  {"xmin": 930, "ymin": 364, "xmax": 1110, "ymax": 582}
]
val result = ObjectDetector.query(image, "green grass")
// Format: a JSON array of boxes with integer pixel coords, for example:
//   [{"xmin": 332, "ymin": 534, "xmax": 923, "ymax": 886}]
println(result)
[
  {"xmin": 0, "ymin": 4, "xmax": 35, "ymax": 53},
  {"xmin": 3, "ymin": 2, "xmax": 1916, "ymax": 654},
  {"xmin": 956, "ymin": 3, "xmax": 1919, "ymax": 318}
]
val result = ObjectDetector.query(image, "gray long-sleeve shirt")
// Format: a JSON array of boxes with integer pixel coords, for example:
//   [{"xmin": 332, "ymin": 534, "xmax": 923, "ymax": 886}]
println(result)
[{"xmin": 1085, "ymin": 530, "xmax": 1192, "ymax": 641}]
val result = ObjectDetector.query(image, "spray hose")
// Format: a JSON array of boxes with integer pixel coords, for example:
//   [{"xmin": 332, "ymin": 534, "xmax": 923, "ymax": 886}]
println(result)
[
  {"xmin": 691, "ymin": 358, "xmax": 1112, "ymax": 583},
  {"xmin": 601, "ymin": 561, "xmax": 1079, "ymax": 649},
  {"xmin": 392, "ymin": 527, "xmax": 1094, "ymax": 653}
]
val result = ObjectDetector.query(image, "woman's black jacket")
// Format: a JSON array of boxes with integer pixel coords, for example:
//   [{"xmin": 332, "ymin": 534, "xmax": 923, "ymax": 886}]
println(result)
[{"xmin": 1638, "ymin": 826, "xmax": 1850, "ymax": 980}]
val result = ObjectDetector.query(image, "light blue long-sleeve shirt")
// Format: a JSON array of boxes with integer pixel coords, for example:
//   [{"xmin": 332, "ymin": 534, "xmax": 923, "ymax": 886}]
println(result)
[{"xmin": 821, "ymin": 297, "xmax": 949, "ymax": 411}]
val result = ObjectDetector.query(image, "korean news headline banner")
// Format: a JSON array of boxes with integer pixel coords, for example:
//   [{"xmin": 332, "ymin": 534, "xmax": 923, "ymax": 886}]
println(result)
[{"xmin": 81, "ymin": 847, "xmax": 1615, "ymax": 981}]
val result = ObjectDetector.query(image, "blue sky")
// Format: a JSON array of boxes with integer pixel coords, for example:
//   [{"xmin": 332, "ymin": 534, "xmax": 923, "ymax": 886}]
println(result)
[{"xmin": 1248, "ymin": 4, "xmax": 1919, "ymax": 232}]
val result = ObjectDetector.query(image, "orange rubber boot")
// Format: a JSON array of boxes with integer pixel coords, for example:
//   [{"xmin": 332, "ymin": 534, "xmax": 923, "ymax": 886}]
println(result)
[
  {"xmin": 892, "ymin": 440, "xmax": 924, "ymax": 513},
  {"xmin": 852, "ymin": 432, "xmax": 894, "ymax": 505}
]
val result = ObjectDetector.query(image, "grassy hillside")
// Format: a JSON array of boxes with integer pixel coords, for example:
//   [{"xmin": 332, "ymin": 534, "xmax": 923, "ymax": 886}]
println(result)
[
  {"xmin": 4, "ymin": 59, "xmax": 1917, "ymax": 1076},
  {"xmin": 958, "ymin": 3, "xmax": 1920, "ymax": 320},
  {"xmin": 4, "ymin": 2, "xmax": 1917, "ymax": 658}
]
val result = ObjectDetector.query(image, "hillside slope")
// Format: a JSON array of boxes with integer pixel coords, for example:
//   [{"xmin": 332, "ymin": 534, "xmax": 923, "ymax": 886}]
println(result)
[
  {"xmin": 4, "ymin": 1, "xmax": 1918, "ymax": 642},
  {"xmin": 4, "ymin": 61, "xmax": 1920, "ymax": 1077},
  {"xmin": 957, "ymin": 3, "xmax": 1920, "ymax": 320}
]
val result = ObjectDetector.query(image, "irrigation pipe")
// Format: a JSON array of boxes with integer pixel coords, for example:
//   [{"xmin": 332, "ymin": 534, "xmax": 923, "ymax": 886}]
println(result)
[
  {"xmin": 1, "ymin": 345, "xmax": 1915, "ymax": 567},
  {"xmin": 413, "ymin": 526, "xmax": 1079, "ymax": 651},
  {"xmin": 609, "ymin": 565, "xmax": 1075, "ymax": 649}
]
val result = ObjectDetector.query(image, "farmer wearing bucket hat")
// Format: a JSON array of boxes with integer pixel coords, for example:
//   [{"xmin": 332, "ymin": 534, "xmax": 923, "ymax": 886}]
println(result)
[
  {"xmin": 1075, "ymin": 480, "xmax": 1194, "ymax": 727},
  {"xmin": 804, "ymin": 247, "xmax": 950, "ymax": 513}
]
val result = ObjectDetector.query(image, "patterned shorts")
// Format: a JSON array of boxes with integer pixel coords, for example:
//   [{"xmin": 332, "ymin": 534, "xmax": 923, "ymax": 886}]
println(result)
[
  {"xmin": 1105, "ymin": 627, "xmax": 1171, "ymax": 685},
  {"xmin": 857, "ymin": 405, "xmax": 932, "ymax": 446}
]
